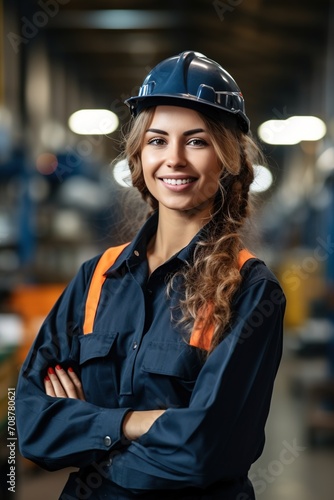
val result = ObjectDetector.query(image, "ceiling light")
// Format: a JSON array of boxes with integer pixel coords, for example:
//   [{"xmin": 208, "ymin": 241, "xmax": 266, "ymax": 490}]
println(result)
[
  {"xmin": 316, "ymin": 147, "xmax": 334, "ymax": 173},
  {"xmin": 68, "ymin": 109, "xmax": 119, "ymax": 135},
  {"xmin": 250, "ymin": 165, "xmax": 273, "ymax": 193},
  {"xmin": 113, "ymin": 159, "xmax": 132, "ymax": 187},
  {"xmin": 52, "ymin": 10, "xmax": 179, "ymax": 30},
  {"xmin": 258, "ymin": 120, "xmax": 299, "ymax": 145},
  {"xmin": 258, "ymin": 116, "xmax": 326, "ymax": 145},
  {"xmin": 289, "ymin": 116, "xmax": 327, "ymax": 141}
]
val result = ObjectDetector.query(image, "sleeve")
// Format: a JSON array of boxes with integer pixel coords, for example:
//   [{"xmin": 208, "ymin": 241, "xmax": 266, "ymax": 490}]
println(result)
[
  {"xmin": 110, "ymin": 277, "xmax": 286, "ymax": 491},
  {"xmin": 15, "ymin": 258, "xmax": 131, "ymax": 471}
]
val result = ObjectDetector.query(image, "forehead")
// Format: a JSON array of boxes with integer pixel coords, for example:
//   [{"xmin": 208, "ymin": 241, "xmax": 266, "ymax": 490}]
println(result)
[{"xmin": 147, "ymin": 105, "xmax": 206, "ymax": 129}]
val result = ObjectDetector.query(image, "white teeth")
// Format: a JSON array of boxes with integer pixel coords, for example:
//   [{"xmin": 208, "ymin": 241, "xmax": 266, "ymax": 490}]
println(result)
[{"xmin": 162, "ymin": 178, "xmax": 195, "ymax": 185}]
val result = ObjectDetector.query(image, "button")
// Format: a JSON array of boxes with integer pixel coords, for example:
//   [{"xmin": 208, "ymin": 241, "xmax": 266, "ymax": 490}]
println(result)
[
  {"xmin": 104, "ymin": 436, "xmax": 112, "ymax": 447},
  {"xmin": 134, "ymin": 250, "xmax": 139, "ymax": 256},
  {"xmin": 106, "ymin": 456, "xmax": 113, "ymax": 466},
  {"xmin": 132, "ymin": 342, "xmax": 138, "ymax": 350}
]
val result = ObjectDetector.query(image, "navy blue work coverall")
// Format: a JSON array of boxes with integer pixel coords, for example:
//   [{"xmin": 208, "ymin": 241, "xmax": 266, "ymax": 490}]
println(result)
[{"xmin": 16, "ymin": 211, "xmax": 285, "ymax": 499}]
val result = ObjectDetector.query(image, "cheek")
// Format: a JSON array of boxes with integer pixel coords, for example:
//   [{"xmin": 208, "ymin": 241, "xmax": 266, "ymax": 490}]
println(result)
[
  {"xmin": 206, "ymin": 159, "xmax": 222, "ymax": 184},
  {"xmin": 140, "ymin": 156, "xmax": 154, "ymax": 189},
  {"xmin": 204, "ymin": 163, "xmax": 222, "ymax": 198},
  {"xmin": 141, "ymin": 152, "xmax": 158, "ymax": 178}
]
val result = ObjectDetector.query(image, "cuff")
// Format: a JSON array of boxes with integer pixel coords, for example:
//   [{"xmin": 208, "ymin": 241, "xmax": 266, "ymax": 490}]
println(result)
[{"xmin": 97, "ymin": 407, "xmax": 133, "ymax": 451}]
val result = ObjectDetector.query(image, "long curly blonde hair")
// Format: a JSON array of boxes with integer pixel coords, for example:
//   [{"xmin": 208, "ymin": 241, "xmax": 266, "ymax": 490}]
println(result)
[{"xmin": 123, "ymin": 107, "xmax": 261, "ymax": 353}]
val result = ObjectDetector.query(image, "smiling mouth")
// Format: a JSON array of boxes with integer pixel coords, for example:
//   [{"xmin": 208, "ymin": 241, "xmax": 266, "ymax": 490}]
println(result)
[{"xmin": 161, "ymin": 178, "xmax": 197, "ymax": 186}]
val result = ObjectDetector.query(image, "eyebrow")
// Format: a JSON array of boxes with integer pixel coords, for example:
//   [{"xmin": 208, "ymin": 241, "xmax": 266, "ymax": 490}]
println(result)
[{"xmin": 145, "ymin": 128, "xmax": 206, "ymax": 136}]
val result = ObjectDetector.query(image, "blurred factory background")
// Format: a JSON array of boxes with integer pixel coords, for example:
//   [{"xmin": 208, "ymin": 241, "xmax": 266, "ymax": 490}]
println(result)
[{"xmin": 1, "ymin": 0, "xmax": 334, "ymax": 499}]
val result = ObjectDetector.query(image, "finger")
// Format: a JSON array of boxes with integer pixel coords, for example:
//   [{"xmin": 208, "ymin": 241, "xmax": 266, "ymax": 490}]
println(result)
[
  {"xmin": 67, "ymin": 367, "xmax": 85, "ymax": 401},
  {"xmin": 53, "ymin": 365, "xmax": 81, "ymax": 399},
  {"xmin": 44, "ymin": 375, "xmax": 56, "ymax": 397},
  {"xmin": 47, "ymin": 367, "xmax": 67, "ymax": 398}
]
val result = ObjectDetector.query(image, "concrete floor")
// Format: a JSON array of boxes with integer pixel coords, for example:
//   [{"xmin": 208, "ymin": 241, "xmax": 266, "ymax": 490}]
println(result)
[
  {"xmin": 15, "ymin": 349, "xmax": 334, "ymax": 500},
  {"xmin": 249, "ymin": 350, "xmax": 334, "ymax": 500}
]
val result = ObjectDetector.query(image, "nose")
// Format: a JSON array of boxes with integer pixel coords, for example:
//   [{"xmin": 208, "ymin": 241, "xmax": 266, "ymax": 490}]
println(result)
[{"xmin": 166, "ymin": 142, "xmax": 187, "ymax": 168}]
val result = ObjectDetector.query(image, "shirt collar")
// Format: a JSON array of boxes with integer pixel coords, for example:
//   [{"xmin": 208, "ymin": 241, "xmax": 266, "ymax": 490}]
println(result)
[
  {"xmin": 105, "ymin": 211, "xmax": 158, "ymax": 275},
  {"xmin": 105, "ymin": 210, "xmax": 210, "ymax": 275}
]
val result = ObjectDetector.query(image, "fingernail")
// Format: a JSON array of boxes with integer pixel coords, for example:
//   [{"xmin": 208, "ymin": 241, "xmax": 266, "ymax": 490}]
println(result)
[
  {"xmin": 68, "ymin": 367, "xmax": 74, "ymax": 372},
  {"xmin": 55, "ymin": 364, "xmax": 62, "ymax": 371},
  {"xmin": 48, "ymin": 367, "xmax": 55, "ymax": 375},
  {"xmin": 44, "ymin": 375, "xmax": 50, "ymax": 382}
]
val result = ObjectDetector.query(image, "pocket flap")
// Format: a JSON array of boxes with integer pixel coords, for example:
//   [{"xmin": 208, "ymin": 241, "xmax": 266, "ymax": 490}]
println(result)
[
  {"xmin": 78, "ymin": 331, "xmax": 118, "ymax": 364},
  {"xmin": 142, "ymin": 341, "xmax": 204, "ymax": 380}
]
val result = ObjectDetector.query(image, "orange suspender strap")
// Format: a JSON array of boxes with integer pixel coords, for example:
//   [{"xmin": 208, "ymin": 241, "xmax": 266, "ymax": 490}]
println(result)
[
  {"xmin": 83, "ymin": 243, "xmax": 130, "ymax": 334},
  {"xmin": 238, "ymin": 248, "xmax": 256, "ymax": 270},
  {"xmin": 189, "ymin": 249, "xmax": 256, "ymax": 351}
]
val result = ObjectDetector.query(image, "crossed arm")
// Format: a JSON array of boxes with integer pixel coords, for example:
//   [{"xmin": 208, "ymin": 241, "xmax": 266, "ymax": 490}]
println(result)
[{"xmin": 44, "ymin": 365, "xmax": 165, "ymax": 441}]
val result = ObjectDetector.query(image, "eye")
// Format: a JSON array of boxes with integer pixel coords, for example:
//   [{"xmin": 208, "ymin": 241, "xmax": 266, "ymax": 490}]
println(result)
[
  {"xmin": 147, "ymin": 137, "xmax": 166, "ymax": 146},
  {"xmin": 187, "ymin": 138, "xmax": 208, "ymax": 147}
]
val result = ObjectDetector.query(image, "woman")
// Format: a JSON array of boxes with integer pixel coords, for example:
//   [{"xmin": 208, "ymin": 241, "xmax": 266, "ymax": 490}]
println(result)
[{"xmin": 16, "ymin": 51, "xmax": 285, "ymax": 499}]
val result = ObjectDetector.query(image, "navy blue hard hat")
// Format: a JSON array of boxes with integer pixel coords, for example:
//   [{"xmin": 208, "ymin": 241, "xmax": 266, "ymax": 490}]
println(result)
[{"xmin": 125, "ymin": 51, "xmax": 250, "ymax": 133}]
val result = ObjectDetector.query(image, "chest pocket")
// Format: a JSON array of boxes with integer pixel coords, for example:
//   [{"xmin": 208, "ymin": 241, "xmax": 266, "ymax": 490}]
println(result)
[
  {"xmin": 78, "ymin": 331, "xmax": 118, "ymax": 363},
  {"xmin": 141, "ymin": 341, "xmax": 205, "ymax": 405},
  {"xmin": 74, "ymin": 331, "xmax": 118, "ymax": 406}
]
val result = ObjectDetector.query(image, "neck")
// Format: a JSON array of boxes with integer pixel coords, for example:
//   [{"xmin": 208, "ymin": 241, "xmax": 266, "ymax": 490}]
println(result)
[{"xmin": 148, "ymin": 205, "xmax": 212, "ymax": 264}]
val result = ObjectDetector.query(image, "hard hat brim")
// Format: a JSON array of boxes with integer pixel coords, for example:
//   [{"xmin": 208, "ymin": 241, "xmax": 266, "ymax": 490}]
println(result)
[{"xmin": 125, "ymin": 95, "xmax": 250, "ymax": 133}]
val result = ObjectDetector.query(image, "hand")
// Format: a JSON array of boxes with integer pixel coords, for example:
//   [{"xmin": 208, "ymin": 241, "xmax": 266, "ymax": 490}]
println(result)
[
  {"xmin": 44, "ymin": 365, "xmax": 85, "ymax": 400},
  {"xmin": 122, "ymin": 409, "xmax": 166, "ymax": 441}
]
